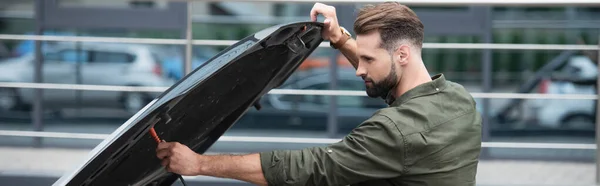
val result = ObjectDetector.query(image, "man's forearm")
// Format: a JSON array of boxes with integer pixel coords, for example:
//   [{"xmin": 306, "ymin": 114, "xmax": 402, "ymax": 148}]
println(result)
[
  {"xmin": 337, "ymin": 38, "xmax": 359, "ymax": 69},
  {"xmin": 196, "ymin": 153, "xmax": 268, "ymax": 186}
]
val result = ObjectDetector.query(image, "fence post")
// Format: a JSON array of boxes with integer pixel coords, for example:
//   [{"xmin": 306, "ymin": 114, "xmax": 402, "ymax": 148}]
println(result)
[
  {"xmin": 32, "ymin": 0, "xmax": 45, "ymax": 148},
  {"xmin": 595, "ymin": 31, "xmax": 600, "ymax": 184},
  {"xmin": 481, "ymin": 5, "xmax": 493, "ymax": 158},
  {"xmin": 184, "ymin": 2, "xmax": 193, "ymax": 76}
]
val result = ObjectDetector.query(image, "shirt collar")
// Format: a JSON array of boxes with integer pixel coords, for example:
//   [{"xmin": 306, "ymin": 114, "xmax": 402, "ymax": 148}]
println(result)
[{"xmin": 387, "ymin": 73, "xmax": 447, "ymax": 107}]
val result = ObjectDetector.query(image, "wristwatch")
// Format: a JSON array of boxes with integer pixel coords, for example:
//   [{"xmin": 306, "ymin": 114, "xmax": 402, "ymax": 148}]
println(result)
[{"xmin": 330, "ymin": 27, "xmax": 351, "ymax": 49}]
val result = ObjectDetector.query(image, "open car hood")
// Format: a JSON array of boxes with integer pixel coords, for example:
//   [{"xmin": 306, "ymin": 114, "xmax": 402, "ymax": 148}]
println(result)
[{"xmin": 53, "ymin": 21, "xmax": 324, "ymax": 186}]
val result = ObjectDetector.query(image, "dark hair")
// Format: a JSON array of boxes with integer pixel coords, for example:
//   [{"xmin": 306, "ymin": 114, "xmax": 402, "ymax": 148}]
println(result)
[{"xmin": 353, "ymin": 2, "xmax": 424, "ymax": 53}]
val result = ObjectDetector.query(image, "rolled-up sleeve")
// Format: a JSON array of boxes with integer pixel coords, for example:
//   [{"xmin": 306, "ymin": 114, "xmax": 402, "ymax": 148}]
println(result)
[{"xmin": 259, "ymin": 114, "xmax": 405, "ymax": 186}]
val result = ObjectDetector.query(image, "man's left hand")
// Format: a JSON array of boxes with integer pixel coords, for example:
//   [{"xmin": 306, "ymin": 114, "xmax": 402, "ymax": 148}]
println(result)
[{"xmin": 156, "ymin": 141, "xmax": 202, "ymax": 176}]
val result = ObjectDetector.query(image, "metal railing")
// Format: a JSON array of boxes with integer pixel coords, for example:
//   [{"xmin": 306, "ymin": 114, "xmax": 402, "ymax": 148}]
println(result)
[
  {"xmin": 0, "ymin": 82, "xmax": 597, "ymax": 100},
  {"xmin": 0, "ymin": 130, "xmax": 595, "ymax": 150},
  {"xmin": 0, "ymin": 31, "xmax": 597, "ymax": 134},
  {"xmin": 0, "ymin": 33, "xmax": 597, "ymax": 158},
  {"xmin": 0, "ymin": 34, "xmax": 597, "ymax": 50}
]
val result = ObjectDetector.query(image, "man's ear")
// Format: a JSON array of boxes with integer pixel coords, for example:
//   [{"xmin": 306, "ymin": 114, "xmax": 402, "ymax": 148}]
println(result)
[{"xmin": 395, "ymin": 45, "xmax": 410, "ymax": 66}]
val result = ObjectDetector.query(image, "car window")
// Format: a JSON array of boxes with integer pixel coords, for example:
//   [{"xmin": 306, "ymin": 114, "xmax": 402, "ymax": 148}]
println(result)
[
  {"xmin": 279, "ymin": 80, "xmax": 366, "ymax": 108},
  {"xmin": 304, "ymin": 83, "xmax": 328, "ymax": 105},
  {"xmin": 279, "ymin": 94, "xmax": 305, "ymax": 103},
  {"xmin": 279, "ymin": 83, "xmax": 324, "ymax": 104},
  {"xmin": 44, "ymin": 49, "xmax": 89, "ymax": 63},
  {"xmin": 320, "ymin": 80, "xmax": 363, "ymax": 108},
  {"xmin": 561, "ymin": 65, "xmax": 582, "ymax": 77},
  {"xmin": 90, "ymin": 51, "xmax": 135, "ymax": 63}
]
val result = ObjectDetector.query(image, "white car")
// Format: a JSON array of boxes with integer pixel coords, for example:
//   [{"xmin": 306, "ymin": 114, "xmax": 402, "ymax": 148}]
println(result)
[
  {"xmin": 0, "ymin": 42, "xmax": 175, "ymax": 115},
  {"xmin": 533, "ymin": 55, "xmax": 597, "ymax": 129}
]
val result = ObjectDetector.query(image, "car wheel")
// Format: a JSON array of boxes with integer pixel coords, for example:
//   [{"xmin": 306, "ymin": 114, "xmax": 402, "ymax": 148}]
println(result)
[
  {"xmin": 0, "ymin": 88, "xmax": 19, "ymax": 112},
  {"xmin": 123, "ymin": 92, "xmax": 147, "ymax": 114},
  {"xmin": 561, "ymin": 114, "xmax": 595, "ymax": 130}
]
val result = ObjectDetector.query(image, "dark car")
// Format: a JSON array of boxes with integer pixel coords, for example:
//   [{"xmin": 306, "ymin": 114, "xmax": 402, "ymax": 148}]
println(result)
[
  {"xmin": 53, "ymin": 21, "xmax": 324, "ymax": 186},
  {"xmin": 234, "ymin": 67, "xmax": 388, "ymax": 133}
]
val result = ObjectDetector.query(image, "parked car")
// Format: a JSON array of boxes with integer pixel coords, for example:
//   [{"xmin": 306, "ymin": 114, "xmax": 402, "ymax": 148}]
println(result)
[
  {"xmin": 492, "ymin": 50, "xmax": 598, "ymax": 131},
  {"xmin": 151, "ymin": 45, "xmax": 220, "ymax": 81},
  {"xmin": 532, "ymin": 55, "xmax": 597, "ymax": 129},
  {"xmin": 297, "ymin": 48, "xmax": 353, "ymax": 71},
  {"xmin": 0, "ymin": 42, "xmax": 175, "ymax": 115},
  {"xmin": 235, "ymin": 67, "xmax": 388, "ymax": 133},
  {"xmin": 12, "ymin": 31, "xmax": 77, "ymax": 57}
]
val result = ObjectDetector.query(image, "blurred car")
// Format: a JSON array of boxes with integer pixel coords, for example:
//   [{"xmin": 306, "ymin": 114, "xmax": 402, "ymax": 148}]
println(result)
[
  {"xmin": 297, "ymin": 48, "xmax": 353, "ymax": 71},
  {"xmin": 235, "ymin": 67, "xmax": 388, "ymax": 133},
  {"xmin": 533, "ymin": 55, "xmax": 597, "ymax": 129},
  {"xmin": 0, "ymin": 42, "xmax": 175, "ymax": 115},
  {"xmin": 151, "ymin": 45, "xmax": 220, "ymax": 81},
  {"xmin": 12, "ymin": 31, "xmax": 78, "ymax": 57}
]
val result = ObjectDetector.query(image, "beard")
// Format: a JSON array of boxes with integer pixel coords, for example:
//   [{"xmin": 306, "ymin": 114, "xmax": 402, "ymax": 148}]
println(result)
[{"xmin": 364, "ymin": 62, "xmax": 398, "ymax": 99}]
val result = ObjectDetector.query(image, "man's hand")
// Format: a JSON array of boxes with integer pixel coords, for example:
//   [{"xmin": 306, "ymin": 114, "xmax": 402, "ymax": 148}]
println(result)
[
  {"xmin": 156, "ymin": 141, "xmax": 268, "ymax": 185},
  {"xmin": 310, "ymin": 3, "xmax": 343, "ymax": 43},
  {"xmin": 310, "ymin": 2, "xmax": 359, "ymax": 69},
  {"xmin": 156, "ymin": 141, "xmax": 202, "ymax": 176}
]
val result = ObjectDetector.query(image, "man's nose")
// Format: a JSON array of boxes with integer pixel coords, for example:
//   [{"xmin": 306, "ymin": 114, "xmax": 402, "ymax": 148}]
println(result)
[{"xmin": 356, "ymin": 64, "xmax": 367, "ymax": 77}]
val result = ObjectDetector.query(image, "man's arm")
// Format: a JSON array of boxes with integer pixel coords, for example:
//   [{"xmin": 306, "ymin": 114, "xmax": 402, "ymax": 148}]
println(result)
[
  {"xmin": 197, "ymin": 153, "xmax": 267, "ymax": 185},
  {"xmin": 310, "ymin": 3, "xmax": 359, "ymax": 69},
  {"xmin": 156, "ymin": 142, "xmax": 267, "ymax": 186},
  {"xmin": 157, "ymin": 113, "xmax": 406, "ymax": 186},
  {"xmin": 336, "ymin": 38, "xmax": 359, "ymax": 69},
  {"xmin": 259, "ymin": 114, "xmax": 406, "ymax": 186}
]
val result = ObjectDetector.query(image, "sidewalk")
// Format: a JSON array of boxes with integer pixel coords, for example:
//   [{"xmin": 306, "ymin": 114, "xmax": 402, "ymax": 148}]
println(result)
[{"xmin": 0, "ymin": 147, "xmax": 596, "ymax": 186}]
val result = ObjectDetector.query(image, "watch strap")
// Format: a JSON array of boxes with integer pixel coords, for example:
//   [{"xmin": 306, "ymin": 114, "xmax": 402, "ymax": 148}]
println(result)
[{"xmin": 331, "ymin": 27, "xmax": 351, "ymax": 49}]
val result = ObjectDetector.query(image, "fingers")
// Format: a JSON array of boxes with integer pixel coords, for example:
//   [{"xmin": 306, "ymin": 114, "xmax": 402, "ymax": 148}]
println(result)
[
  {"xmin": 157, "ymin": 141, "xmax": 173, "ymax": 150},
  {"xmin": 309, "ymin": 2, "xmax": 341, "ymax": 41},
  {"xmin": 156, "ymin": 148, "xmax": 171, "ymax": 159},
  {"xmin": 309, "ymin": 3, "xmax": 335, "ymax": 22},
  {"xmin": 309, "ymin": 3, "xmax": 325, "ymax": 21},
  {"xmin": 323, "ymin": 18, "xmax": 331, "ymax": 27},
  {"xmin": 161, "ymin": 158, "xmax": 170, "ymax": 167},
  {"xmin": 310, "ymin": 6, "xmax": 318, "ymax": 21},
  {"xmin": 156, "ymin": 141, "xmax": 176, "ymax": 159}
]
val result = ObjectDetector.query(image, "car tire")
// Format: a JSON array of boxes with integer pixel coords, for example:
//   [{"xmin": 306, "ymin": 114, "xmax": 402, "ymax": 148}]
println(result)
[
  {"xmin": 0, "ymin": 88, "xmax": 20, "ymax": 112},
  {"xmin": 122, "ymin": 92, "xmax": 148, "ymax": 115},
  {"xmin": 561, "ymin": 114, "xmax": 595, "ymax": 130}
]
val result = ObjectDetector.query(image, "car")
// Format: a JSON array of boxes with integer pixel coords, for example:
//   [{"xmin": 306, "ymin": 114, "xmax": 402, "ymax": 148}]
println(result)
[
  {"xmin": 151, "ymin": 45, "xmax": 220, "ymax": 81},
  {"xmin": 532, "ymin": 55, "xmax": 597, "ymax": 130},
  {"xmin": 52, "ymin": 21, "xmax": 325, "ymax": 186},
  {"xmin": 11, "ymin": 31, "xmax": 78, "ymax": 57},
  {"xmin": 235, "ymin": 67, "xmax": 388, "ymax": 133},
  {"xmin": 491, "ymin": 50, "xmax": 597, "ymax": 132},
  {"xmin": 296, "ymin": 47, "xmax": 353, "ymax": 71},
  {"xmin": 0, "ymin": 42, "xmax": 175, "ymax": 115}
]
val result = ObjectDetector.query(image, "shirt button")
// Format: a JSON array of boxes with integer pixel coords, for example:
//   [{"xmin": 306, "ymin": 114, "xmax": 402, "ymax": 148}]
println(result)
[{"xmin": 435, "ymin": 88, "xmax": 440, "ymax": 91}]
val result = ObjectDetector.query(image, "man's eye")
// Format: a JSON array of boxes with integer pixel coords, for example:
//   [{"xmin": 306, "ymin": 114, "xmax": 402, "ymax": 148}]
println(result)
[{"xmin": 360, "ymin": 56, "xmax": 374, "ymax": 63}]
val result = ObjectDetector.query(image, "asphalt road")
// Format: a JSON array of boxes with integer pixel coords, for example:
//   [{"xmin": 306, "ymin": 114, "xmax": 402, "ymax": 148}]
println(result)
[
  {"xmin": 0, "ymin": 175, "xmax": 252, "ymax": 186},
  {"xmin": 0, "ymin": 146, "xmax": 595, "ymax": 186}
]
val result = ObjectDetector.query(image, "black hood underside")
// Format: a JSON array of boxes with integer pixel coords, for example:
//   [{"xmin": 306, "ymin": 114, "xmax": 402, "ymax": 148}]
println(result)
[{"xmin": 53, "ymin": 21, "xmax": 324, "ymax": 186}]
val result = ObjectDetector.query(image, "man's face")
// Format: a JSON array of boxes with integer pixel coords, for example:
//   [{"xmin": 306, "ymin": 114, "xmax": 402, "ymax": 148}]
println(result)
[{"xmin": 355, "ymin": 31, "xmax": 400, "ymax": 98}]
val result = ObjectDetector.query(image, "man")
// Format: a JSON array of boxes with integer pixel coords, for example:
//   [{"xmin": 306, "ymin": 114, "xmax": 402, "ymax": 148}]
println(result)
[{"xmin": 156, "ymin": 2, "xmax": 482, "ymax": 186}]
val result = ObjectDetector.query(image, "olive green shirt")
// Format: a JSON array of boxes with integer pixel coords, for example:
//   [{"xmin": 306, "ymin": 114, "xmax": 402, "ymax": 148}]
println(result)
[{"xmin": 260, "ymin": 74, "xmax": 482, "ymax": 186}]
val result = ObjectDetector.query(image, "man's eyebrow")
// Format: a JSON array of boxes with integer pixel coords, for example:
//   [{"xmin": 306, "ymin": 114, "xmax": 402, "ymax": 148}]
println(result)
[{"xmin": 359, "ymin": 54, "xmax": 374, "ymax": 60}]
